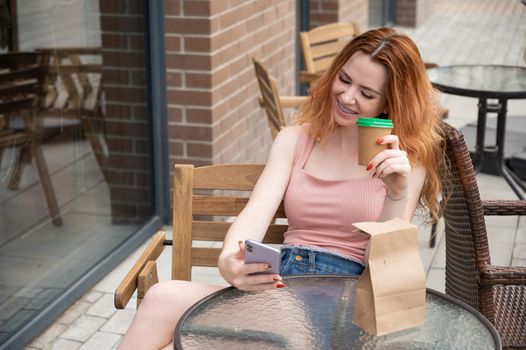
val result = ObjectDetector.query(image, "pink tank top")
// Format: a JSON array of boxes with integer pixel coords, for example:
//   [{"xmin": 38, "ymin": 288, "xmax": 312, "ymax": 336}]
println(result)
[{"xmin": 283, "ymin": 124, "xmax": 388, "ymax": 264}]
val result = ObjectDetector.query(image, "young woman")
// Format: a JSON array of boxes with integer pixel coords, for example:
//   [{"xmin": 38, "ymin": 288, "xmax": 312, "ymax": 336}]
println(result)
[{"xmin": 118, "ymin": 27, "xmax": 443, "ymax": 350}]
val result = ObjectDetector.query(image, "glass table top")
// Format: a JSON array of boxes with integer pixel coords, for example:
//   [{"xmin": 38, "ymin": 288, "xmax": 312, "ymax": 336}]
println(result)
[
  {"xmin": 427, "ymin": 65, "xmax": 526, "ymax": 99},
  {"xmin": 175, "ymin": 276, "xmax": 500, "ymax": 350}
]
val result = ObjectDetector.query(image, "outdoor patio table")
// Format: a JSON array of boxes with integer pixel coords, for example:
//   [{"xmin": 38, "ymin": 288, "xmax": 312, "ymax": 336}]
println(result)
[
  {"xmin": 174, "ymin": 275, "xmax": 501, "ymax": 349},
  {"xmin": 427, "ymin": 65, "xmax": 526, "ymax": 199}
]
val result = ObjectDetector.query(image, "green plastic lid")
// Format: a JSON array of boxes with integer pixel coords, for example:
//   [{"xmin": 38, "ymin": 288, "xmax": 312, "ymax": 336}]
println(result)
[{"xmin": 356, "ymin": 117, "xmax": 394, "ymax": 128}]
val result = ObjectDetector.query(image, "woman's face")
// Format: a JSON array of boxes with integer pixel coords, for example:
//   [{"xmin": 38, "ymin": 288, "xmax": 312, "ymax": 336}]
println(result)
[{"xmin": 332, "ymin": 50, "xmax": 388, "ymax": 126}]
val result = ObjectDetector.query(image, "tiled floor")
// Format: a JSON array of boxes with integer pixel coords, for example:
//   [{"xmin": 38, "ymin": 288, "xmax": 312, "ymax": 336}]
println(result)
[{"xmin": 24, "ymin": 0, "xmax": 526, "ymax": 349}]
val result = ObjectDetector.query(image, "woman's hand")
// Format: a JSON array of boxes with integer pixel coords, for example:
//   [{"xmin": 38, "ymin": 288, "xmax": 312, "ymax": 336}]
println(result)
[
  {"xmin": 366, "ymin": 135, "xmax": 411, "ymax": 200},
  {"xmin": 218, "ymin": 241, "xmax": 284, "ymax": 291}
]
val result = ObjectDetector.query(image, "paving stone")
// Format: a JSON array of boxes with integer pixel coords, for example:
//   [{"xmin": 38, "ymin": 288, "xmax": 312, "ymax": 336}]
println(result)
[
  {"xmin": 0, "ymin": 297, "xmax": 28, "ymax": 321},
  {"xmin": 26, "ymin": 288, "xmax": 60, "ymax": 310},
  {"xmin": 60, "ymin": 315, "xmax": 105, "ymax": 342},
  {"xmin": 56, "ymin": 301, "xmax": 91, "ymax": 325},
  {"xmin": 79, "ymin": 331, "xmax": 121, "ymax": 350},
  {"xmin": 80, "ymin": 290, "xmax": 103, "ymax": 304},
  {"xmin": 0, "ymin": 309, "xmax": 35, "ymax": 332},
  {"xmin": 28, "ymin": 323, "xmax": 67, "ymax": 349},
  {"xmin": 100, "ymin": 309, "xmax": 135, "ymax": 335},
  {"xmin": 426, "ymin": 268, "xmax": 445, "ymax": 293},
  {"xmin": 15, "ymin": 287, "xmax": 44, "ymax": 299},
  {"xmin": 86, "ymin": 293, "xmax": 116, "ymax": 319},
  {"xmin": 43, "ymin": 338, "xmax": 82, "ymax": 350},
  {"xmin": 513, "ymin": 243, "xmax": 526, "ymax": 259},
  {"xmin": 512, "ymin": 258, "xmax": 526, "ymax": 267}
]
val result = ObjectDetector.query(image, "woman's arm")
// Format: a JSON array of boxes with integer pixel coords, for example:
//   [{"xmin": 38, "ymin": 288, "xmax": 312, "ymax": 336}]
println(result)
[{"xmin": 218, "ymin": 126, "xmax": 299, "ymax": 290}]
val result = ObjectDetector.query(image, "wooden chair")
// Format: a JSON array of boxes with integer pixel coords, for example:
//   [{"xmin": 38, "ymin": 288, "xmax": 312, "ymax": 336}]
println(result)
[
  {"xmin": 36, "ymin": 47, "xmax": 108, "ymax": 182},
  {"xmin": 299, "ymin": 22, "xmax": 360, "ymax": 84},
  {"xmin": 439, "ymin": 120, "xmax": 526, "ymax": 348},
  {"xmin": 0, "ymin": 52, "xmax": 62, "ymax": 225},
  {"xmin": 252, "ymin": 58, "xmax": 306, "ymax": 139},
  {"xmin": 114, "ymin": 163, "xmax": 288, "ymax": 308}
]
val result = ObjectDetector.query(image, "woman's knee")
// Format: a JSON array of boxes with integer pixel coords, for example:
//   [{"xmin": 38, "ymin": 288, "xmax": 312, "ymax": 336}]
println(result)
[{"xmin": 142, "ymin": 280, "xmax": 190, "ymax": 306}]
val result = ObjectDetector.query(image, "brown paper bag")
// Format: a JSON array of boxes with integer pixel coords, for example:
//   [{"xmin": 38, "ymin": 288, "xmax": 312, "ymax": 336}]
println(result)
[{"xmin": 352, "ymin": 218, "xmax": 426, "ymax": 336}]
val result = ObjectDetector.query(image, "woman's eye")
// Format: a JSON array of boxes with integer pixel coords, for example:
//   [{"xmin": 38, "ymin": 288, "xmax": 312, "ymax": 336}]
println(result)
[
  {"xmin": 338, "ymin": 74, "xmax": 350, "ymax": 84},
  {"xmin": 361, "ymin": 91, "xmax": 374, "ymax": 99}
]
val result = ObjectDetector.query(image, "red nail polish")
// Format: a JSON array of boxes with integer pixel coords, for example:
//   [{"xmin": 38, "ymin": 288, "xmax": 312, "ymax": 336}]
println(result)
[
  {"xmin": 376, "ymin": 138, "xmax": 383, "ymax": 144},
  {"xmin": 366, "ymin": 163, "xmax": 373, "ymax": 171},
  {"xmin": 276, "ymin": 282, "xmax": 285, "ymax": 288}
]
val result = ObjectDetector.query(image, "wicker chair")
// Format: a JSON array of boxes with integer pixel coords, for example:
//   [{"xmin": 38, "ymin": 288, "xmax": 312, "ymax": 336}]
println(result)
[{"xmin": 439, "ymin": 121, "xmax": 526, "ymax": 348}]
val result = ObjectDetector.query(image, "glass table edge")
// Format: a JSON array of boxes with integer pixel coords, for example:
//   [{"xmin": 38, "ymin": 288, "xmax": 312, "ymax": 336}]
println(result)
[
  {"xmin": 174, "ymin": 275, "xmax": 502, "ymax": 350},
  {"xmin": 427, "ymin": 64, "xmax": 526, "ymax": 99}
]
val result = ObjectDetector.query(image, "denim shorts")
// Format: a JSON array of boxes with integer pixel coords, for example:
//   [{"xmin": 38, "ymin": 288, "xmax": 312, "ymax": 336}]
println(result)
[{"xmin": 279, "ymin": 246, "xmax": 365, "ymax": 277}]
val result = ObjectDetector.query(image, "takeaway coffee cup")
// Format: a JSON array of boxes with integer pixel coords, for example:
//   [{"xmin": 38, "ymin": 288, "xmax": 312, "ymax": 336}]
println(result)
[{"xmin": 357, "ymin": 117, "xmax": 394, "ymax": 166}]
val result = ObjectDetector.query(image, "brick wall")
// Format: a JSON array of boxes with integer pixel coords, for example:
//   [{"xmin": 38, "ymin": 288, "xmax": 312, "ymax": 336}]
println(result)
[
  {"xmin": 164, "ymin": 0, "xmax": 296, "ymax": 169},
  {"xmin": 309, "ymin": 0, "xmax": 368, "ymax": 31},
  {"xmin": 397, "ymin": 0, "xmax": 432, "ymax": 27},
  {"xmin": 99, "ymin": 1, "xmax": 153, "ymax": 223}
]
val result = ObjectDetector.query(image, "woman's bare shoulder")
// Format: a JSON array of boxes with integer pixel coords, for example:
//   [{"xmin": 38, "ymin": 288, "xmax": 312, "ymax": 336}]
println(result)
[{"xmin": 267, "ymin": 125, "xmax": 303, "ymax": 161}]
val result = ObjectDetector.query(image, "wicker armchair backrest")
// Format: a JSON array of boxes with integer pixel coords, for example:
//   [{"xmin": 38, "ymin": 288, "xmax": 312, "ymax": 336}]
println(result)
[{"xmin": 439, "ymin": 121, "xmax": 492, "ymax": 310}]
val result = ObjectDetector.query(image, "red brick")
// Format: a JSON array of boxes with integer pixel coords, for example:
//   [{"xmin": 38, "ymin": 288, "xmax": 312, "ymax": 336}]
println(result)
[
  {"xmin": 102, "ymin": 33, "xmax": 128, "ymax": 49},
  {"xmin": 109, "ymin": 154, "xmax": 149, "ymax": 170},
  {"xmin": 106, "ymin": 137, "xmax": 133, "ymax": 153},
  {"xmin": 165, "ymin": 36, "xmax": 182, "ymax": 52},
  {"xmin": 103, "ymin": 51, "xmax": 145, "ymax": 68},
  {"xmin": 184, "ymin": 36, "xmax": 212, "ymax": 52},
  {"xmin": 186, "ymin": 108, "xmax": 213, "ymax": 124},
  {"xmin": 103, "ymin": 68, "xmax": 129, "ymax": 85},
  {"xmin": 166, "ymin": 71, "xmax": 182, "ymax": 87},
  {"xmin": 100, "ymin": 15, "xmax": 144, "ymax": 33},
  {"xmin": 165, "ymin": 18, "xmax": 211, "ymax": 35},
  {"xmin": 168, "ymin": 90, "xmax": 212, "ymax": 106},
  {"xmin": 129, "ymin": 34, "xmax": 145, "ymax": 50},
  {"xmin": 105, "ymin": 86, "xmax": 147, "ymax": 104},
  {"xmin": 169, "ymin": 140, "xmax": 184, "ymax": 156},
  {"xmin": 99, "ymin": 1, "xmax": 126, "ymax": 14},
  {"xmin": 132, "ymin": 105, "xmax": 149, "ymax": 120},
  {"xmin": 107, "ymin": 169, "xmax": 135, "ymax": 186},
  {"xmin": 130, "ymin": 70, "xmax": 146, "ymax": 85},
  {"xmin": 183, "ymin": 1, "xmax": 211, "ymax": 16},
  {"xmin": 167, "ymin": 107, "xmax": 183, "ymax": 122},
  {"xmin": 136, "ymin": 173, "xmax": 152, "ymax": 187},
  {"xmin": 134, "ymin": 139, "xmax": 150, "ymax": 154},
  {"xmin": 187, "ymin": 142, "xmax": 212, "ymax": 158},
  {"xmin": 186, "ymin": 72, "xmax": 212, "ymax": 88},
  {"xmin": 169, "ymin": 124, "xmax": 212, "ymax": 141},
  {"xmin": 166, "ymin": 53, "xmax": 211, "ymax": 70},
  {"xmin": 164, "ymin": 0, "xmax": 181, "ymax": 15},
  {"xmin": 110, "ymin": 186, "xmax": 151, "ymax": 202},
  {"xmin": 106, "ymin": 120, "xmax": 149, "ymax": 138},
  {"xmin": 105, "ymin": 103, "xmax": 132, "ymax": 119}
]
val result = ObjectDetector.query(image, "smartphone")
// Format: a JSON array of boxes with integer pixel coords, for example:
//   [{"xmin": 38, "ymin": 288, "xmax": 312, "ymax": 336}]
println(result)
[{"xmin": 244, "ymin": 239, "xmax": 281, "ymax": 275}]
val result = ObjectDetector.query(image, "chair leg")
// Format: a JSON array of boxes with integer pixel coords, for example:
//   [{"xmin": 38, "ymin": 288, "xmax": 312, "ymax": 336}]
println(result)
[
  {"xmin": 7, "ymin": 144, "xmax": 30, "ymax": 190},
  {"xmin": 429, "ymin": 219, "xmax": 437, "ymax": 248},
  {"xmin": 81, "ymin": 114, "xmax": 109, "ymax": 182},
  {"xmin": 32, "ymin": 143, "xmax": 62, "ymax": 226}
]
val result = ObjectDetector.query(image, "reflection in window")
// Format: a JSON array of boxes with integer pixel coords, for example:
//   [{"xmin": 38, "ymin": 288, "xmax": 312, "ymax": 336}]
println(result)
[{"xmin": 0, "ymin": 0, "xmax": 153, "ymax": 346}]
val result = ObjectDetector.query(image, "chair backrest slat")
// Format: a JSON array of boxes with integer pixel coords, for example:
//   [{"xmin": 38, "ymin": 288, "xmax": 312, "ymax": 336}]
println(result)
[
  {"xmin": 300, "ymin": 22, "xmax": 360, "ymax": 76},
  {"xmin": 252, "ymin": 58, "xmax": 287, "ymax": 139},
  {"xmin": 172, "ymin": 163, "xmax": 288, "ymax": 281}
]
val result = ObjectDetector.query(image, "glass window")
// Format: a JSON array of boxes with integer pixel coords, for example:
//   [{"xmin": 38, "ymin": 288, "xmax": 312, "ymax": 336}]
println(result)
[{"xmin": 0, "ymin": 0, "xmax": 154, "ymax": 345}]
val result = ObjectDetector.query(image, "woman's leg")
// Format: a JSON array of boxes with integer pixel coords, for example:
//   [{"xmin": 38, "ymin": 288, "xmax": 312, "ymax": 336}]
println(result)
[{"xmin": 118, "ymin": 280, "xmax": 223, "ymax": 350}]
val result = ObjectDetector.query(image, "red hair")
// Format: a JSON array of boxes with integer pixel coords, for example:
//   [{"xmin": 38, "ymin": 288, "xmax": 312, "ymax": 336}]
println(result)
[{"xmin": 296, "ymin": 27, "xmax": 444, "ymax": 222}]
